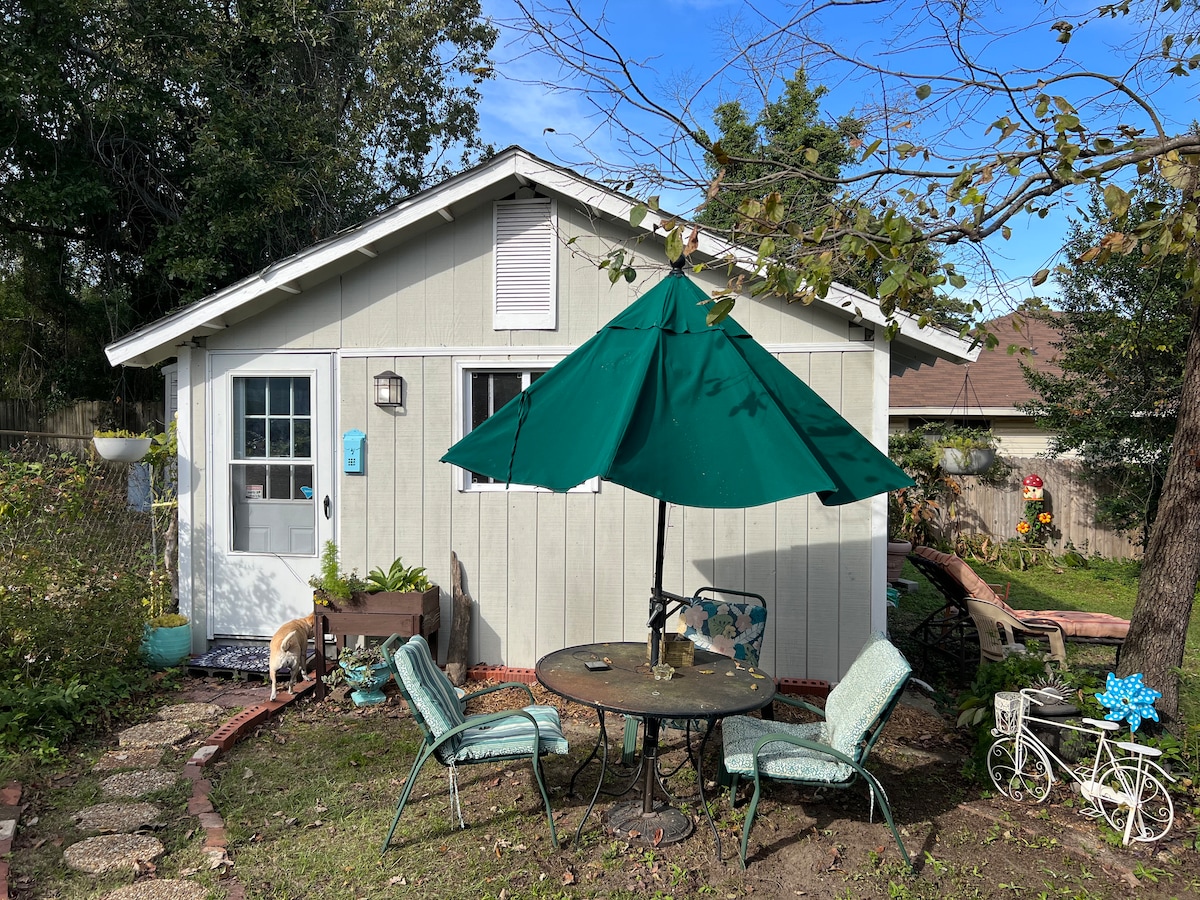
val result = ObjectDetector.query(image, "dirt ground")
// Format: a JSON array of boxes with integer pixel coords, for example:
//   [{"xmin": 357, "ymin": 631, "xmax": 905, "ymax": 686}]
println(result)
[{"xmin": 399, "ymin": 680, "xmax": 1198, "ymax": 899}]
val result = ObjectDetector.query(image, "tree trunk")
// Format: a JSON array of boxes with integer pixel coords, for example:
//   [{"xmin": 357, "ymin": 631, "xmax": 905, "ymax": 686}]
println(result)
[
  {"xmin": 445, "ymin": 551, "xmax": 473, "ymax": 687},
  {"xmin": 1118, "ymin": 300, "xmax": 1200, "ymax": 728}
]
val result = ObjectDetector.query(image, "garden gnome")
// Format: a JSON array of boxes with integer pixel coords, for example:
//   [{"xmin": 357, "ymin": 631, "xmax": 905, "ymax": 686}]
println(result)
[{"xmin": 1022, "ymin": 473, "xmax": 1044, "ymax": 501}]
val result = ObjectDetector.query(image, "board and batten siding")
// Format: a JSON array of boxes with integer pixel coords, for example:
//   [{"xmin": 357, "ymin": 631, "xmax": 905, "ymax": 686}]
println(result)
[{"xmin": 200, "ymin": 197, "xmax": 887, "ymax": 682}]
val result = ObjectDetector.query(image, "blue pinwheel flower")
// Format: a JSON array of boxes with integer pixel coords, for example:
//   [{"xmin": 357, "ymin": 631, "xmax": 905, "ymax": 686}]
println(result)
[{"xmin": 1095, "ymin": 672, "xmax": 1161, "ymax": 732}]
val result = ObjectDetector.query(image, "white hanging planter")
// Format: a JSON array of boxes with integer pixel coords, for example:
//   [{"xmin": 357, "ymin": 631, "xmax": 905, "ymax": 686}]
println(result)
[
  {"xmin": 93, "ymin": 436, "xmax": 152, "ymax": 463},
  {"xmin": 941, "ymin": 447, "xmax": 996, "ymax": 475}
]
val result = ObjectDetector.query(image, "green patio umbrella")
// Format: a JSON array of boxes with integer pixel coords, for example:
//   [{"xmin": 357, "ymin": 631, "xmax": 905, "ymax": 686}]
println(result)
[
  {"xmin": 442, "ymin": 264, "xmax": 912, "ymax": 835},
  {"xmin": 445, "ymin": 269, "xmax": 913, "ymax": 507},
  {"xmin": 443, "ymin": 265, "xmax": 910, "ymax": 639}
]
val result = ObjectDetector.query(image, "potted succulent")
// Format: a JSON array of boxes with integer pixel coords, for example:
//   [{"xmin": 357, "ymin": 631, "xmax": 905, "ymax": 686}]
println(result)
[
  {"xmin": 935, "ymin": 425, "xmax": 998, "ymax": 476},
  {"xmin": 140, "ymin": 570, "xmax": 190, "ymax": 669},
  {"xmin": 324, "ymin": 643, "xmax": 391, "ymax": 706},
  {"xmin": 93, "ymin": 428, "xmax": 153, "ymax": 463}
]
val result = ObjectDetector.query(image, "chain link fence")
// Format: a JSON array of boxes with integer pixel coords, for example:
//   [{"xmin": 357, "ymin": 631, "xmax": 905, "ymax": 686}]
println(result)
[{"xmin": 0, "ymin": 438, "xmax": 170, "ymax": 593}]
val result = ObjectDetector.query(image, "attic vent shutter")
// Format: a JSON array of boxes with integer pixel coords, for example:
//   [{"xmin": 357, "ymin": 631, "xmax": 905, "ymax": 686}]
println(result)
[{"xmin": 493, "ymin": 198, "xmax": 557, "ymax": 330}]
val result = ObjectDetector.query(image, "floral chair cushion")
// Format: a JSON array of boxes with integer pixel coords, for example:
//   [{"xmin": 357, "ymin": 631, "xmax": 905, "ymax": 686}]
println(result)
[
  {"xmin": 681, "ymin": 599, "xmax": 768, "ymax": 665},
  {"xmin": 722, "ymin": 717, "xmax": 851, "ymax": 782},
  {"xmin": 722, "ymin": 632, "xmax": 910, "ymax": 781}
]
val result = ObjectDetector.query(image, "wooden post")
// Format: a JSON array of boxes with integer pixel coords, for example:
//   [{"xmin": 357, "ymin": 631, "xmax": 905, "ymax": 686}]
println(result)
[{"xmin": 446, "ymin": 551, "xmax": 472, "ymax": 686}]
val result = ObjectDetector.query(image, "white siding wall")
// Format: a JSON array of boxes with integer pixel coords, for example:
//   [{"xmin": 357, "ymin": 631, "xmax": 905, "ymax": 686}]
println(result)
[{"xmin": 202, "ymin": 201, "xmax": 888, "ymax": 682}]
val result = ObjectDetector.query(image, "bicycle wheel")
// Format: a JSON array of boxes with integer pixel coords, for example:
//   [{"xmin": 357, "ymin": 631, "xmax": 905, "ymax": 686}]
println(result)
[
  {"xmin": 987, "ymin": 736, "xmax": 1053, "ymax": 803},
  {"xmin": 1088, "ymin": 762, "xmax": 1174, "ymax": 843}
]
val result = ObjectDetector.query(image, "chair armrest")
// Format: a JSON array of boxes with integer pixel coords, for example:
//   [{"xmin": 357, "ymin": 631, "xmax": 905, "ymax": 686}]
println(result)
[
  {"xmin": 773, "ymin": 694, "xmax": 827, "ymax": 719},
  {"xmin": 749, "ymin": 733, "xmax": 859, "ymax": 775},
  {"xmin": 987, "ymin": 582, "xmax": 1011, "ymax": 602},
  {"xmin": 462, "ymin": 681, "xmax": 536, "ymax": 705},
  {"xmin": 426, "ymin": 708, "xmax": 543, "ymax": 757},
  {"xmin": 1014, "ymin": 618, "xmax": 1068, "ymax": 664}
]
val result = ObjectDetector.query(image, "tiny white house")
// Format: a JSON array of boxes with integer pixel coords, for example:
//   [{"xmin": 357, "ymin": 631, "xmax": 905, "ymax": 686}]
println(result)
[{"xmin": 106, "ymin": 147, "xmax": 972, "ymax": 682}]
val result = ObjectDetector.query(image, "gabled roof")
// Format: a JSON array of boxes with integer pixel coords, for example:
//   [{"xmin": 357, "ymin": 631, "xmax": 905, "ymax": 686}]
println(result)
[
  {"xmin": 891, "ymin": 311, "xmax": 1062, "ymax": 417},
  {"xmin": 106, "ymin": 146, "xmax": 977, "ymax": 368}
]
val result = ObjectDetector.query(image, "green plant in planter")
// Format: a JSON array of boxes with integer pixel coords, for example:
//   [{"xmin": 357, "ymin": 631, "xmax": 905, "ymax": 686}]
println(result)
[
  {"xmin": 309, "ymin": 541, "xmax": 368, "ymax": 605},
  {"xmin": 365, "ymin": 556, "xmax": 432, "ymax": 593},
  {"xmin": 935, "ymin": 424, "xmax": 998, "ymax": 469},
  {"xmin": 323, "ymin": 643, "xmax": 391, "ymax": 705},
  {"xmin": 92, "ymin": 428, "xmax": 151, "ymax": 438}
]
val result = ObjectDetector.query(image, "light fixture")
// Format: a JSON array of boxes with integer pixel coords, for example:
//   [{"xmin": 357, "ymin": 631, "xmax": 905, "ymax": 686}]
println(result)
[{"xmin": 374, "ymin": 370, "xmax": 404, "ymax": 408}]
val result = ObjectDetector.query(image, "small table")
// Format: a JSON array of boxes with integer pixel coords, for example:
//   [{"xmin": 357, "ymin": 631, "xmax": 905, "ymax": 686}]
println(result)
[{"xmin": 536, "ymin": 642, "xmax": 775, "ymax": 854}]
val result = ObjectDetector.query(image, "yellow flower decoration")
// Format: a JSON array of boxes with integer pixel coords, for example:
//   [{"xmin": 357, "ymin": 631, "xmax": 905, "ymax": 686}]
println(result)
[
  {"xmin": 1016, "ymin": 521, "xmax": 1031, "ymax": 534},
  {"xmin": 1037, "ymin": 511, "xmax": 1052, "ymax": 524}
]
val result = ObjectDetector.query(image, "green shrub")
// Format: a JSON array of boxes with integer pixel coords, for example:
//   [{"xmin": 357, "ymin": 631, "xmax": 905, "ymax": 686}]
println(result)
[{"xmin": 0, "ymin": 445, "xmax": 155, "ymax": 759}]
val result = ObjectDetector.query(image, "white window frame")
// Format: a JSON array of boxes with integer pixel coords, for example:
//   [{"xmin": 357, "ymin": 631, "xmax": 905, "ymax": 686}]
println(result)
[
  {"xmin": 493, "ymin": 198, "xmax": 558, "ymax": 330},
  {"xmin": 453, "ymin": 359, "xmax": 599, "ymax": 493}
]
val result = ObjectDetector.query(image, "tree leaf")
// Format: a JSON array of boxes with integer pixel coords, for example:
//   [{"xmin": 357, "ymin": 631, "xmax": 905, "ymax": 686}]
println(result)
[
  {"xmin": 916, "ymin": 84, "xmax": 932, "ymax": 101},
  {"xmin": 629, "ymin": 205, "xmax": 648, "ymax": 228},
  {"xmin": 665, "ymin": 227, "xmax": 684, "ymax": 262},
  {"xmin": 1031, "ymin": 268, "xmax": 1050, "ymax": 286},
  {"xmin": 706, "ymin": 297, "xmax": 735, "ymax": 325}
]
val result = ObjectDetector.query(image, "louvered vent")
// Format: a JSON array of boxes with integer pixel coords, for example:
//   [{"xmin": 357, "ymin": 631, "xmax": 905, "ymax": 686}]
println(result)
[{"xmin": 494, "ymin": 198, "xmax": 557, "ymax": 330}]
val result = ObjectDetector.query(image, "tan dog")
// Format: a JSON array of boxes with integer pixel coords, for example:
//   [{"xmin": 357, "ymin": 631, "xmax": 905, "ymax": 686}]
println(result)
[{"xmin": 268, "ymin": 613, "xmax": 315, "ymax": 701}]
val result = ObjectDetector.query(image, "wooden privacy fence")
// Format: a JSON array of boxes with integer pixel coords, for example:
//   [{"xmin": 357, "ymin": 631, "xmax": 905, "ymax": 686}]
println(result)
[
  {"xmin": 937, "ymin": 457, "xmax": 1142, "ymax": 560},
  {"xmin": 0, "ymin": 400, "xmax": 164, "ymax": 451}
]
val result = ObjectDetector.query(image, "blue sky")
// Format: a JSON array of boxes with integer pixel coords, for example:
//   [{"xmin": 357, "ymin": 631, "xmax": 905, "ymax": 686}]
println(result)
[{"xmin": 474, "ymin": 1, "xmax": 1197, "ymax": 316}]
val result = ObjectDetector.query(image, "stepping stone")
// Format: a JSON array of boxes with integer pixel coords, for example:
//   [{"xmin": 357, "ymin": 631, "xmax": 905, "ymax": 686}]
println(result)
[
  {"xmin": 93, "ymin": 749, "xmax": 165, "ymax": 773},
  {"xmin": 118, "ymin": 722, "xmax": 193, "ymax": 749},
  {"xmin": 74, "ymin": 802, "xmax": 161, "ymax": 833},
  {"xmin": 63, "ymin": 833, "xmax": 164, "ymax": 874},
  {"xmin": 100, "ymin": 770, "xmax": 179, "ymax": 799},
  {"xmin": 156, "ymin": 703, "xmax": 223, "ymax": 724},
  {"xmin": 102, "ymin": 880, "xmax": 208, "ymax": 900}
]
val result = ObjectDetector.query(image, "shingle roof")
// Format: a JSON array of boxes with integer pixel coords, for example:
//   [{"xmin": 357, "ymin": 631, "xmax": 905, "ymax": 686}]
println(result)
[{"xmin": 890, "ymin": 312, "xmax": 1062, "ymax": 412}]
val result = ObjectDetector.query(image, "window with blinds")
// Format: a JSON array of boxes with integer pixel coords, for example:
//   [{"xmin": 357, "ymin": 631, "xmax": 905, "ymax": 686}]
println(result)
[{"xmin": 493, "ymin": 198, "xmax": 557, "ymax": 330}]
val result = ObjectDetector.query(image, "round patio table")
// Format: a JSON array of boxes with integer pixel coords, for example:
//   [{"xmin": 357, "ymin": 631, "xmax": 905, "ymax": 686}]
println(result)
[{"xmin": 536, "ymin": 641, "xmax": 775, "ymax": 854}]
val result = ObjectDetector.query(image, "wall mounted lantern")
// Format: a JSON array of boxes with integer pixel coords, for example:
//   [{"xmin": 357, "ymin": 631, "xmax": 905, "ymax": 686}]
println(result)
[{"xmin": 374, "ymin": 371, "xmax": 404, "ymax": 408}]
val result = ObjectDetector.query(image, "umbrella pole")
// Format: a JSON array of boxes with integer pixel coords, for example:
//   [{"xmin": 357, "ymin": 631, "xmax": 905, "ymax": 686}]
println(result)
[
  {"xmin": 649, "ymin": 498, "xmax": 667, "ymax": 667},
  {"xmin": 642, "ymin": 499, "xmax": 668, "ymax": 814}
]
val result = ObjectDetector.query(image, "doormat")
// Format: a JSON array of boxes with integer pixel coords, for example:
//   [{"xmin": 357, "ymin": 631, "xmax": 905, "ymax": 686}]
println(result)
[{"xmin": 188, "ymin": 645, "xmax": 315, "ymax": 679}]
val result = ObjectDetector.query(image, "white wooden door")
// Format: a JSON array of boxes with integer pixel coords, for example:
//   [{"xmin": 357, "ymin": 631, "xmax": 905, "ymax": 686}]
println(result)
[{"xmin": 209, "ymin": 353, "xmax": 335, "ymax": 638}]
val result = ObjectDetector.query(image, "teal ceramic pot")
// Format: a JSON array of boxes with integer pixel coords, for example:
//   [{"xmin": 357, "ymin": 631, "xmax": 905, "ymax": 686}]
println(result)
[
  {"xmin": 142, "ymin": 623, "xmax": 191, "ymax": 669},
  {"xmin": 341, "ymin": 662, "xmax": 390, "ymax": 706}
]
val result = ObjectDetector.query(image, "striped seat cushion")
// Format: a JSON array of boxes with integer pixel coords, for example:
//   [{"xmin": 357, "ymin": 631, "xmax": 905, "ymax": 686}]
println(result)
[
  {"xmin": 394, "ymin": 636, "xmax": 467, "ymax": 764},
  {"xmin": 454, "ymin": 705, "xmax": 570, "ymax": 762}
]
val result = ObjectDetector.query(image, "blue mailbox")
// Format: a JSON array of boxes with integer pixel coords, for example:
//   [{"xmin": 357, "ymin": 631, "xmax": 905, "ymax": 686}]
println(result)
[{"xmin": 343, "ymin": 429, "xmax": 366, "ymax": 474}]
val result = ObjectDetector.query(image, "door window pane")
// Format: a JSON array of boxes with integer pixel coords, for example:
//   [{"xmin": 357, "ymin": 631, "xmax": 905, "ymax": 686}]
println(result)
[{"xmin": 231, "ymin": 374, "xmax": 315, "ymax": 553}]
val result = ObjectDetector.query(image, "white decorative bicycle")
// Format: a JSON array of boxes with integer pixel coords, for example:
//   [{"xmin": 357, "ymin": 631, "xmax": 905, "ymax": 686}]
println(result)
[{"xmin": 987, "ymin": 687, "xmax": 1175, "ymax": 845}]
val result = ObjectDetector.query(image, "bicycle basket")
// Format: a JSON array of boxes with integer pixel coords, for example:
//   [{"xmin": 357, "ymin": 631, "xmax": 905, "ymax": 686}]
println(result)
[{"xmin": 993, "ymin": 691, "xmax": 1027, "ymax": 735}]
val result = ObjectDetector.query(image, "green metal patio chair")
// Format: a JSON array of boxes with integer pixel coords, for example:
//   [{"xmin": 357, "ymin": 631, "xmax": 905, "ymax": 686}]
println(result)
[
  {"xmin": 380, "ymin": 634, "xmax": 569, "ymax": 852},
  {"xmin": 721, "ymin": 632, "xmax": 913, "ymax": 869}
]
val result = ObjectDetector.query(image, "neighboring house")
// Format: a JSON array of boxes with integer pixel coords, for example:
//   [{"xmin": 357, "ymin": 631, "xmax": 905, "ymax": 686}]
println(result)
[
  {"xmin": 890, "ymin": 311, "xmax": 1065, "ymax": 457},
  {"xmin": 105, "ymin": 147, "xmax": 974, "ymax": 683}
]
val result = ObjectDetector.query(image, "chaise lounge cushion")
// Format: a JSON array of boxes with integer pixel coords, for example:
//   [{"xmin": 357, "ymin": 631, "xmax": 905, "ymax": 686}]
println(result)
[{"xmin": 912, "ymin": 547, "xmax": 1129, "ymax": 641}]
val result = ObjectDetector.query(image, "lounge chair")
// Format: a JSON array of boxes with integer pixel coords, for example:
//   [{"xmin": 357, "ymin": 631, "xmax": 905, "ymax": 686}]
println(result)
[
  {"xmin": 720, "ymin": 632, "xmax": 913, "ymax": 868},
  {"xmin": 909, "ymin": 547, "xmax": 1128, "ymax": 666}
]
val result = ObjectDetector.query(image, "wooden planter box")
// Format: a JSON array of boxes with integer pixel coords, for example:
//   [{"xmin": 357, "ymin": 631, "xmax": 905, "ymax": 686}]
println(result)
[{"xmin": 312, "ymin": 587, "xmax": 441, "ymax": 700}]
